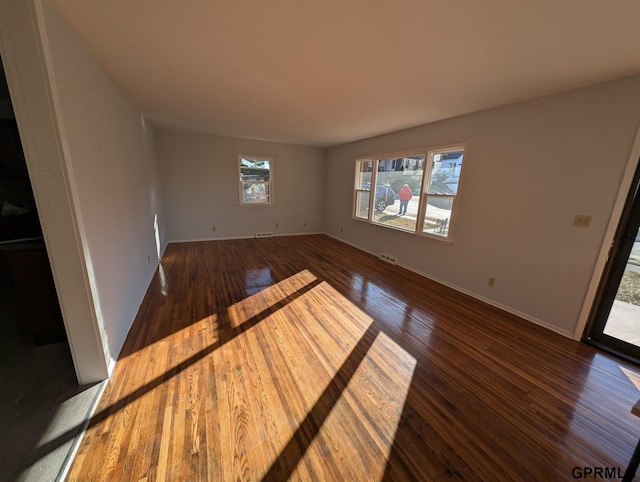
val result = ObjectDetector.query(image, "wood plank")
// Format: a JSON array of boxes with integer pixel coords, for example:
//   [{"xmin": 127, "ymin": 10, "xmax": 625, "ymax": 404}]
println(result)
[{"xmin": 66, "ymin": 234, "xmax": 640, "ymax": 481}]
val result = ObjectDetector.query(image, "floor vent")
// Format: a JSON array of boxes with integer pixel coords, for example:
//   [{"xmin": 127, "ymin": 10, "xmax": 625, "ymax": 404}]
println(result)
[
  {"xmin": 255, "ymin": 232, "xmax": 274, "ymax": 238},
  {"xmin": 379, "ymin": 253, "xmax": 398, "ymax": 265}
]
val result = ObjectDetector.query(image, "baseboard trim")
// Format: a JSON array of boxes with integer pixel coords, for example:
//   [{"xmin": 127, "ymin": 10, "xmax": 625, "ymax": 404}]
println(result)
[
  {"xmin": 167, "ymin": 231, "xmax": 323, "ymax": 244},
  {"xmin": 323, "ymin": 232, "xmax": 573, "ymax": 339},
  {"xmin": 399, "ymin": 263, "xmax": 572, "ymax": 338}
]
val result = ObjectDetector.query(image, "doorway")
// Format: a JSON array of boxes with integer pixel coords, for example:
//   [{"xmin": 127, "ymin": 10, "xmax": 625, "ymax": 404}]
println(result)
[
  {"xmin": 0, "ymin": 54, "xmax": 98, "ymax": 482},
  {"xmin": 584, "ymin": 156, "xmax": 640, "ymax": 363},
  {"xmin": 0, "ymin": 55, "xmax": 68, "ymax": 351}
]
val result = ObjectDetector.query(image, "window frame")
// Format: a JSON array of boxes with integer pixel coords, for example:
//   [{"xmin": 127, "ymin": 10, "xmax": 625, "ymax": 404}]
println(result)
[
  {"xmin": 352, "ymin": 144, "xmax": 467, "ymax": 242},
  {"xmin": 238, "ymin": 154, "xmax": 274, "ymax": 206},
  {"xmin": 353, "ymin": 158, "xmax": 373, "ymax": 220}
]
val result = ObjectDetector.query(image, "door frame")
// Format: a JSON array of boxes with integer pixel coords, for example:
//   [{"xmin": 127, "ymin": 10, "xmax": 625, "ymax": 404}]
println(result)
[
  {"xmin": 0, "ymin": 0, "xmax": 109, "ymax": 384},
  {"xmin": 574, "ymin": 124, "xmax": 640, "ymax": 342},
  {"xmin": 583, "ymin": 153, "xmax": 640, "ymax": 360}
]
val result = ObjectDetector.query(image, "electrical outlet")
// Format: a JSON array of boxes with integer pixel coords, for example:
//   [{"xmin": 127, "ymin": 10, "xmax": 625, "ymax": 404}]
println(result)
[
  {"xmin": 212, "ymin": 226, "xmax": 216, "ymax": 232},
  {"xmin": 488, "ymin": 277, "xmax": 496, "ymax": 287},
  {"xmin": 276, "ymin": 223, "xmax": 279, "ymax": 228},
  {"xmin": 573, "ymin": 215, "xmax": 592, "ymax": 228},
  {"xmin": 147, "ymin": 255, "xmax": 151, "ymax": 264},
  {"xmin": 304, "ymin": 222, "xmax": 307, "ymax": 227},
  {"xmin": 340, "ymin": 227, "xmax": 343, "ymax": 233}
]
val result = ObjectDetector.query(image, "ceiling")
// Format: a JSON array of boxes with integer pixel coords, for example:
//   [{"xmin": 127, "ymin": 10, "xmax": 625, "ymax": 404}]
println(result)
[{"xmin": 48, "ymin": 0, "xmax": 640, "ymax": 148}]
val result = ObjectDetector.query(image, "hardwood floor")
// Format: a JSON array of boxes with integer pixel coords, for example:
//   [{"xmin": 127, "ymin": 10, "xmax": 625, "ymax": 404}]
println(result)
[{"xmin": 67, "ymin": 234, "xmax": 640, "ymax": 481}]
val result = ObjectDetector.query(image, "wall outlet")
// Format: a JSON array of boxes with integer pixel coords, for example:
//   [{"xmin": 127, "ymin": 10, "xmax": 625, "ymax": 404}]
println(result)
[
  {"xmin": 488, "ymin": 277, "xmax": 496, "ymax": 287},
  {"xmin": 147, "ymin": 255, "xmax": 151, "ymax": 264},
  {"xmin": 304, "ymin": 222, "xmax": 307, "ymax": 227},
  {"xmin": 573, "ymin": 215, "xmax": 592, "ymax": 228},
  {"xmin": 340, "ymin": 227, "xmax": 343, "ymax": 233},
  {"xmin": 276, "ymin": 223, "xmax": 279, "ymax": 228},
  {"xmin": 212, "ymin": 226, "xmax": 216, "ymax": 231}
]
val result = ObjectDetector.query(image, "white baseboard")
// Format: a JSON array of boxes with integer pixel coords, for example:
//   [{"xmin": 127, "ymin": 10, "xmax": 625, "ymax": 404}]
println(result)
[
  {"xmin": 398, "ymin": 262, "xmax": 572, "ymax": 338},
  {"xmin": 323, "ymin": 232, "xmax": 573, "ymax": 339},
  {"xmin": 167, "ymin": 231, "xmax": 322, "ymax": 244}
]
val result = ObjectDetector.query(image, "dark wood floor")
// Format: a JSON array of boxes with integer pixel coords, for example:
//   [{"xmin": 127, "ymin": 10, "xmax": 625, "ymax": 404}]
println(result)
[{"xmin": 67, "ymin": 234, "xmax": 640, "ymax": 481}]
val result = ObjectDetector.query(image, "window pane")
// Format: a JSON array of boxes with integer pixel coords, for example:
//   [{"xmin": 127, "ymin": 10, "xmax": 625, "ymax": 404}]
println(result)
[
  {"xmin": 355, "ymin": 160, "xmax": 373, "ymax": 189},
  {"xmin": 355, "ymin": 191, "xmax": 370, "ymax": 219},
  {"xmin": 352, "ymin": 146, "xmax": 464, "ymax": 240},
  {"xmin": 428, "ymin": 151, "xmax": 463, "ymax": 194},
  {"xmin": 240, "ymin": 158, "xmax": 271, "ymax": 182},
  {"xmin": 373, "ymin": 155, "xmax": 425, "ymax": 232},
  {"xmin": 242, "ymin": 182, "xmax": 270, "ymax": 203},
  {"xmin": 422, "ymin": 196, "xmax": 453, "ymax": 237},
  {"xmin": 239, "ymin": 156, "xmax": 272, "ymax": 204}
]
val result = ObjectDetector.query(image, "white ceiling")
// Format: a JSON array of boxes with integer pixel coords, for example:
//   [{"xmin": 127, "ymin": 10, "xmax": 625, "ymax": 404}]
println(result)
[{"xmin": 48, "ymin": 0, "xmax": 640, "ymax": 147}]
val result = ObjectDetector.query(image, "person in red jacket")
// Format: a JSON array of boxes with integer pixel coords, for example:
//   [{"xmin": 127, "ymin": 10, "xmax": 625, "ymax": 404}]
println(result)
[{"xmin": 399, "ymin": 184, "xmax": 413, "ymax": 215}]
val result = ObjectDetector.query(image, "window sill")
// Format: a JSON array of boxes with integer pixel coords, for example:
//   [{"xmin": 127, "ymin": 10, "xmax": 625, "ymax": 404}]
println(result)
[{"xmin": 350, "ymin": 216, "xmax": 454, "ymax": 245}]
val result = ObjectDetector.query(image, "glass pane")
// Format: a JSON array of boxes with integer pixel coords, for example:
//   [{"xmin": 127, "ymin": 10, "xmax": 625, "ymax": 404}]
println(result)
[
  {"xmin": 373, "ymin": 155, "xmax": 425, "ymax": 232},
  {"xmin": 422, "ymin": 196, "xmax": 453, "ymax": 237},
  {"xmin": 240, "ymin": 158, "xmax": 270, "ymax": 182},
  {"xmin": 240, "ymin": 157, "xmax": 271, "ymax": 204},
  {"xmin": 355, "ymin": 191, "xmax": 370, "ymax": 219},
  {"xmin": 242, "ymin": 182, "xmax": 270, "ymax": 203},
  {"xmin": 604, "ymin": 226, "xmax": 640, "ymax": 347},
  {"xmin": 428, "ymin": 150, "xmax": 463, "ymax": 194},
  {"xmin": 356, "ymin": 160, "xmax": 373, "ymax": 189}
]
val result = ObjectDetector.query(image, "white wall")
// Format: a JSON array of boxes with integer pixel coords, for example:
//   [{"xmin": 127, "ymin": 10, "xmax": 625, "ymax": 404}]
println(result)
[
  {"xmin": 38, "ymin": 1, "xmax": 167, "ymax": 366},
  {"xmin": 156, "ymin": 128, "xmax": 325, "ymax": 241},
  {"xmin": 325, "ymin": 75, "xmax": 640, "ymax": 336}
]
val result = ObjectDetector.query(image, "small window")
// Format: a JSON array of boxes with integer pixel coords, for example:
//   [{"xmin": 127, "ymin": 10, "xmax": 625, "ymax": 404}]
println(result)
[
  {"xmin": 352, "ymin": 145, "xmax": 466, "ymax": 242},
  {"xmin": 238, "ymin": 155, "xmax": 273, "ymax": 205}
]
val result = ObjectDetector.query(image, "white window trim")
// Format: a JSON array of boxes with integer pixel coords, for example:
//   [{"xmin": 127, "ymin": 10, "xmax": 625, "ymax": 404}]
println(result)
[
  {"xmin": 353, "ymin": 158, "xmax": 373, "ymax": 221},
  {"xmin": 352, "ymin": 143, "xmax": 467, "ymax": 243},
  {"xmin": 238, "ymin": 154, "xmax": 274, "ymax": 206}
]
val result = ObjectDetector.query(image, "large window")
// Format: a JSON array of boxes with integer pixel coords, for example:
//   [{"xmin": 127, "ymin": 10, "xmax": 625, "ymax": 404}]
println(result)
[
  {"xmin": 238, "ymin": 155, "xmax": 273, "ymax": 205},
  {"xmin": 353, "ymin": 145, "xmax": 466, "ymax": 241}
]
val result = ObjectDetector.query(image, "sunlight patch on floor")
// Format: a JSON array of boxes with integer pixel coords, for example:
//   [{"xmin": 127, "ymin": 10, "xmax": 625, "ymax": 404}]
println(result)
[
  {"xmin": 290, "ymin": 331, "xmax": 416, "ymax": 481},
  {"xmin": 621, "ymin": 365, "xmax": 640, "ymax": 392},
  {"xmin": 210, "ymin": 279, "xmax": 374, "ymax": 479},
  {"xmin": 227, "ymin": 269, "xmax": 317, "ymax": 328},
  {"xmin": 210, "ymin": 279, "xmax": 416, "ymax": 480},
  {"xmin": 76, "ymin": 271, "xmax": 416, "ymax": 480}
]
